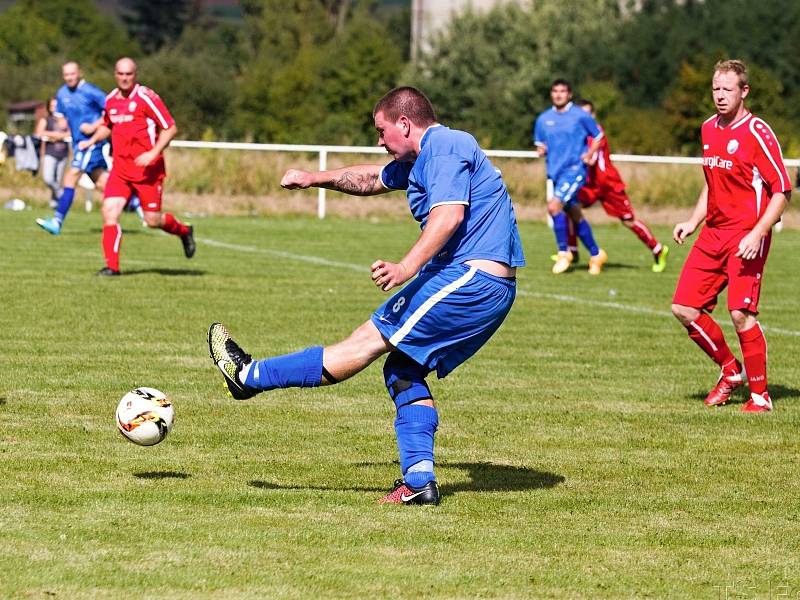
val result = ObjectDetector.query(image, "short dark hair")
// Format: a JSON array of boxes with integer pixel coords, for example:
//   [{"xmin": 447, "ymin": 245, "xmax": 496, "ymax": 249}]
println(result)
[
  {"xmin": 551, "ymin": 78, "xmax": 572, "ymax": 92},
  {"xmin": 575, "ymin": 98, "xmax": 594, "ymax": 111},
  {"xmin": 373, "ymin": 86, "xmax": 437, "ymax": 126}
]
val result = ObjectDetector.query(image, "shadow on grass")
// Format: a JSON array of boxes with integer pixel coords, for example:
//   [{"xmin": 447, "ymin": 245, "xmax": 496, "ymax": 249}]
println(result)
[
  {"xmin": 688, "ymin": 383, "xmax": 800, "ymax": 403},
  {"xmin": 553, "ymin": 261, "xmax": 638, "ymax": 274},
  {"xmin": 122, "ymin": 268, "xmax": 206, "ymax": 277},
  {"xmin": 597, "ymin": 261, "xmax": 639, "ymax": 272},
  {"xmin": 249, "ymin": 462, "xmax": 564, "ymax": 498},
  {"xmin": 133, "ymin": 471, "xmax": 191, "ymax": 479},
  {"xmin": 0, "ymin": 397, "xmax": 6, "ymax": 406}
]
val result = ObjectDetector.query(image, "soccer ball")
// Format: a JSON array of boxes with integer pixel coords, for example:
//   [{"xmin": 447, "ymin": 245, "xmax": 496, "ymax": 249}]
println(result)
[{"xmin": 115, "ymin": 387, "xmax": 174, "ymax": 446}]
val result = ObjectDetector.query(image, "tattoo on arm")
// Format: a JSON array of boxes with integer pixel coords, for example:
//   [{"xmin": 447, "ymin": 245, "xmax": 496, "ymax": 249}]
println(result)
[{"xmin": 333, "ymin": 171, "xmax": 380, "ymax": 195}]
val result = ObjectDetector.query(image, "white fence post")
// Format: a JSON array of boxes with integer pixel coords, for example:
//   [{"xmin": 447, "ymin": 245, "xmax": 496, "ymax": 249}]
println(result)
[{"xmin": 318, "ymin": 149, "xmax": 327, "ymax": 219}]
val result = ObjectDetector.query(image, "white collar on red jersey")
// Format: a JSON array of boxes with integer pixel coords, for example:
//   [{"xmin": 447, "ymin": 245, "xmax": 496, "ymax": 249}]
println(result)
[
  {"xmin": 115, "ymin": 83, "xmax": 140, "ymax": 99},
  {"xmin": 716, "ymin": 111, "xmax": 751, "ymax": 130}
]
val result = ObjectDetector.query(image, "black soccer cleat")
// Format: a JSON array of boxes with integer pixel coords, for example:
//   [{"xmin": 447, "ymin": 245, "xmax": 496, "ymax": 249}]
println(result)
[
  {"xmin": 181, "ymin": 225, "xmax": 196, "ymax": 259},
  {"xmin": 378, "ymin": 479, "xmax": 441, "ymax": 505},
  {"xmin": 96, "ymin": 267, "xmax": 121, "ymax": 277},
  {"xmin": 208, "ymin": 322, "xmax": 259, "ymax": 400}
]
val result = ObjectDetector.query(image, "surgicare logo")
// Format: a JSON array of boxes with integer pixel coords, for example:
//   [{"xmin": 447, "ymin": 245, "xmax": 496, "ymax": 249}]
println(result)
[{"xmin": 702, "ymin": 155, "xmax": 733, "ymax": 170}]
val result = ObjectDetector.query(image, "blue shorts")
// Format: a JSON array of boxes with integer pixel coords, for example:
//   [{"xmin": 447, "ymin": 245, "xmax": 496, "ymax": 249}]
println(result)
[
  {"xmin": 551, "ymin": 172, "xmax": 585, "ymax": 207},
  {"xmin": 371, "ymin": 263, "xmax": 516, "ymax": 378},
  {"xmin": 71, "ymin": 142, "xmax": 109, "ymax": 174}
]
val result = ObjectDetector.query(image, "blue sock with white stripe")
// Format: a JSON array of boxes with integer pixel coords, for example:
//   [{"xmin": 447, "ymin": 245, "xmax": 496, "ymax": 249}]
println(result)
[
  {"xmin": 54, "ymin": 187, "xmax": 75, "ymax": 224},
  {"xmin": 552, "ymin": 212, "xmax": 569, "ymax": 251},
  {"xmin": 395, "ymin": 404, "xmax": 438, "ymax": 487},
  {"xmin": 241, "ymin": 346, "xmax": 323, "ymax": 390},
  {"xmin": 576, "ymin": 219, "xmax": 600, "ymax": 256}
]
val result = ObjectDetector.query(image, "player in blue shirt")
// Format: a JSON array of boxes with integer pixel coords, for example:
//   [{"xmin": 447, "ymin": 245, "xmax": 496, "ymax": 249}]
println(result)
[
  {"xmin": 209, "ymin": 87, "xmax": 525, "ymax": 506},
  {"xmin": 534, "ymin": 79, "xmax": 607, "ymax": 274},
  {"xmin": 36, "ymin": 61, "xmax": 110, "ymax": 235}
]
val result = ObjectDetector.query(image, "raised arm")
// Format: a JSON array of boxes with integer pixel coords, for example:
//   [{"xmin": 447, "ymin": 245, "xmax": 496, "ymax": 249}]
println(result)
[
  {"xmin": 78, "ymin": 124, "xmax": 111, "ymax": 150},
  {"xmin": 371, "ymin": 204, "xmax": 465, "ymax": 292},
  {"xmin": 281, "ymin": 165, "xmax": 392, "ymax": 196},
  {"xmin": 79, "ymin": 116, "xmax": 106, "ymax": 136}
]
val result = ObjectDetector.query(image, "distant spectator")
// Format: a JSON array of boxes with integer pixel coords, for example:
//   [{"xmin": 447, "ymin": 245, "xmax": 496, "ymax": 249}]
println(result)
[{"xmin": 35, "ymin": 97, "xmax": 70, "ymax": 208}]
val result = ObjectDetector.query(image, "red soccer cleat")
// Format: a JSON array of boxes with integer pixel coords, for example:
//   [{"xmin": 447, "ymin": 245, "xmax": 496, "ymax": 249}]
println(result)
[
  {"xmin": 378, "ymin": 479, "xmax": 440, "ymax": 505},
  {"xmin": 704, "ymin": 371, "xmax": 743, "ymax": 407},
  {"xmin": 741, "ymin": 392, "xmax": 773, "ymax": 413}
]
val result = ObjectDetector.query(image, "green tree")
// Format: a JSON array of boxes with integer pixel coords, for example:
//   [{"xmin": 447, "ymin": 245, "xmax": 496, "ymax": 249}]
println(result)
[
  {"xmin": 121, "ymin": 0, "xmax": 202, "ymax": 53},
  {"xmin": 411, "ymin": 0, "xmax": 622, "ymax": 148},
  {"xmin": 138, "ymin": 26, "xmax": 240, "ymax": 139},
  {"xmin": 233, "ymin": 0, "xmax": 401, "ymax": 144},
  {"xmin": 0, "ymin": 0, "xmax": 136, "ymax": 112}
]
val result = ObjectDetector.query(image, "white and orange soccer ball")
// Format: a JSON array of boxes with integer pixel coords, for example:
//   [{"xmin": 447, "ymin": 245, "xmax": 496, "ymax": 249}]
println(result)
[{"xmin": 115, "ymin": 387, "xmax": 174, "ymax": 446}]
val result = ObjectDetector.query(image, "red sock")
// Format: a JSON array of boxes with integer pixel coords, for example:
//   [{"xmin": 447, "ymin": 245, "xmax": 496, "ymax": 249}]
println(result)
[
  {"xmin": 629, "ymin": 219, "xmax": 659, "ymax": 251},
  {"xmin": 567, "ymin": 218, "xmax": 578, "ymax": 253},
  {"xmin": 161, "ymin": 212, "xmax": 189, "ymax": 238},
  {"xmin": 737, "ymin": 323, "xmax": 768, "ymax": 395},
  {"xmin": 102, "ymin": 224, "xmax": 122, "ymax": 271},
  {"xmin": 686, "ymin": 313, "xmax": 739, "ymax": 374}
]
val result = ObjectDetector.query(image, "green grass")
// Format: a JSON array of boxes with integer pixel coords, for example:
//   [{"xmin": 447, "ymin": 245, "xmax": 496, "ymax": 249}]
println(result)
[{"xmin": 1, "ymin": 209, "xmax": 799, "ymax": 598}]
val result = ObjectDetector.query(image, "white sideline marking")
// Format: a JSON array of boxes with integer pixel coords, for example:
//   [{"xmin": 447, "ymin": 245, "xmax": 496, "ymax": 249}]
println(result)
[
  {"xmin": 199, "ymin": 237, "xmax": 365, "ymax": 273},
  {"xmin": 517, "ymin": 290, "xmax": 800, "ymax": 337},
  {"xmin": 198, "ymin": 237, "xmax": 800, "ymax": 338}
]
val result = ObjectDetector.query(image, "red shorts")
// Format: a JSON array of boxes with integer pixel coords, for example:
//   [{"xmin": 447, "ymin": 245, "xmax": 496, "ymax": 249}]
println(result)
[
  {"xmin": 578, "ymin": 185, "xmax": 634, "ymax": 220},
  {"xmin": 673, "ymin": 227, "xmax": 771, "ymax": 314},
  {"xmin": 104, "ymin": 171, "xmax": 165, "ymax": 212}
]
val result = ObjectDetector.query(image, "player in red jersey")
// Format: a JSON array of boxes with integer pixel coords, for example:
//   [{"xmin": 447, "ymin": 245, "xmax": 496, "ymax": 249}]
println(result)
[
  {"xmin": 672, "ymin": 60, "xmax": 790, "ymax": 413},
  {"xmin": 78, "ymin": 57, "xmax": 194, "ymax": 275},
  {"xmin": 571, "ymin": 100, "xmax": 668, "ymax": 272}
]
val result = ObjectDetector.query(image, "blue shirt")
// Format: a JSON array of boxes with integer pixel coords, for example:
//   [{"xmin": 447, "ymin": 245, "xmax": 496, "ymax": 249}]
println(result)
[
  {"xmin": 533, "ymin": 103, "xmax": 601, "ymax": 180},
  {"xmin": 55, "ymin": 80, "xmax": 107, "ymax": 144},
  {"xmin": 380, "ymin": 125, "xmax": 525, "ymax": 268}
]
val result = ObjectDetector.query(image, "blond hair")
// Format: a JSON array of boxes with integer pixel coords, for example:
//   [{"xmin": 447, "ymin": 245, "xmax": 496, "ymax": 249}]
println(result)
[{"xmin": 714, "ymin": 59, "xmax": 749, "ymax": 88}]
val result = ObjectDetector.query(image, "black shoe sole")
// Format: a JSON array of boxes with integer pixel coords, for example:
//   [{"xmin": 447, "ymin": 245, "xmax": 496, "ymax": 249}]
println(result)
[
  {"xmin": 207, "ymin": 323, "xmax": 259, "ymax": 400},
  {"xmin": 182, "ymin": 226, "xmax": 195, "ymax": 259}
]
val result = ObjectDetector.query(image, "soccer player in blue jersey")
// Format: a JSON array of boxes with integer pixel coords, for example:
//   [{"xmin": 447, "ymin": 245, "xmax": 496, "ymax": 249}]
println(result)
[
  {"xmin": 208, "ymin": 87, "xmax": 525, "ymax": 506},
  {"xmin": 36, "ymin": 61, "xmax": 110, "ymax": 235},
  {"xmin": 534, "ymin": 79, "xmax": 607, "ymax": 274}
]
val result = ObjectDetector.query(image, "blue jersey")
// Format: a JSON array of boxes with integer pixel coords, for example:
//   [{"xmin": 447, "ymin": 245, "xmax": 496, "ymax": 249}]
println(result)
[
  {"xmin": 54, "ymin": 80, "xmax": 107, "ymax": 144},
  {"xmin": 533, "ymin": 103, "xmax": 601, "ymax": 180},
  {"xmin": 380, "ymin": 125, "xmax": 525, "ymax": 268}
]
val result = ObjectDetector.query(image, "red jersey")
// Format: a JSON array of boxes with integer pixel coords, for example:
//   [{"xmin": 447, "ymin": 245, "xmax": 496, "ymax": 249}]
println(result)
[
  {"xmin": 104, "ymin": 84, "xmax": 175, "ymax": 182},
  {"xmin": 701, "ymin": 112, "xmax": 790, "ymax": 230},
  {"xmin": 585, "ymin": 126, "xmax": 625, "ymax": 193}
]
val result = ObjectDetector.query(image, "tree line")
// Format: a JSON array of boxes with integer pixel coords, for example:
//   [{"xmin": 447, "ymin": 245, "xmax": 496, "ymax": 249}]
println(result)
[{"xmin": 2, "ymin": 0, "xmax": 799, "ymax": 156}]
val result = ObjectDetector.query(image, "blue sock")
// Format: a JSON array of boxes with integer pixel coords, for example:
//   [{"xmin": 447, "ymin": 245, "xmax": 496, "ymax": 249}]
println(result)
[
  {"xmin": 395, "ymin": 404, "xmax": 438, "ymax": 486},
  {"xmin": 576, "ymin": 219, "xmax": 600, "ymax": 256},
  {"xmin": 243, "ymin": 346, "xmax": 323, "ymax": 390},
  {"xmin": 405, "ymin": 460, "xmax": 435, "ymax": 488},
  {"xmin": 552, "ymin": 212, "xmax": 568, "ymax": 251},
  {"xmin": 54, "ymin": 187, "xmax": 75, "ymax": 225}
]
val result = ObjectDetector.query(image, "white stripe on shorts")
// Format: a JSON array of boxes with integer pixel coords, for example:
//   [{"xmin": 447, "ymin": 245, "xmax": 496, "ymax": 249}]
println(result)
[
  {"xmin": 81, "ymin": 144, "xmax": 95, "ymax": 171},
  {"xmin": 389, "ymin": 266, "xmax": 478, "ymax": 347}
]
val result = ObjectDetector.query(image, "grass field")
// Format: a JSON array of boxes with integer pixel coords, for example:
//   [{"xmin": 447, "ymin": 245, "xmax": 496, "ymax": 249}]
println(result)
[{"xmin": 2, "ymin": 209, "xmax": 799, "ymax": 598}]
